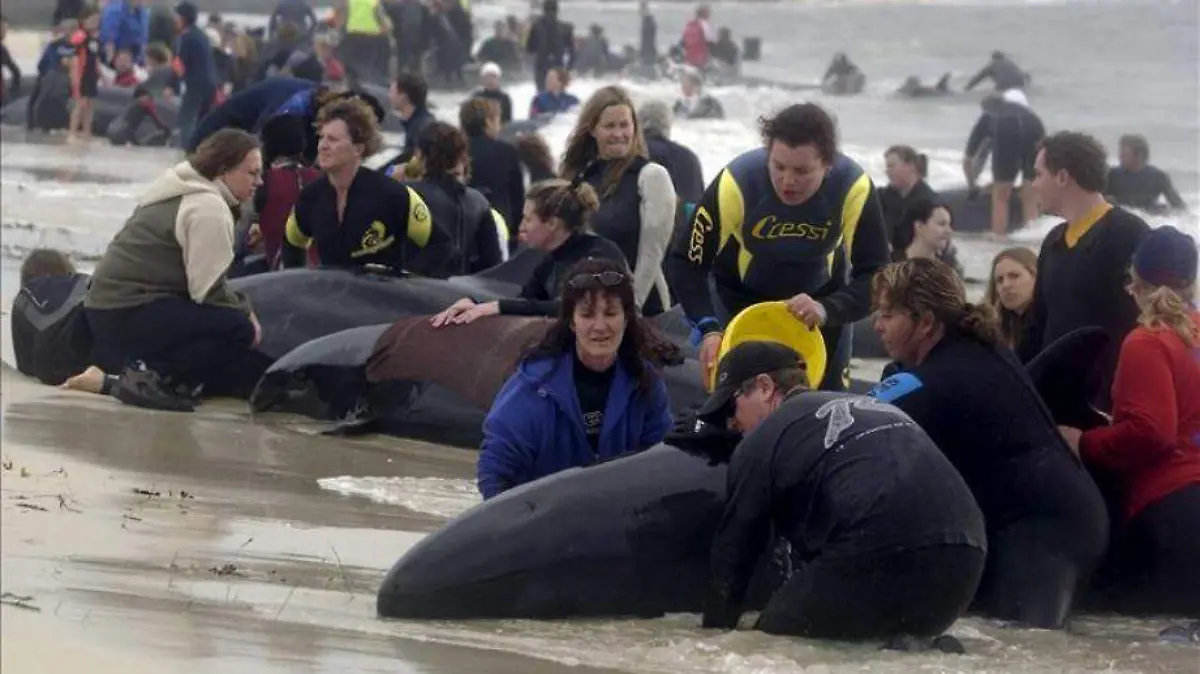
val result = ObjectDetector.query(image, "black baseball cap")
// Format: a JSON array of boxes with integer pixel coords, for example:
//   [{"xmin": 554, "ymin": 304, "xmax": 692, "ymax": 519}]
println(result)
[{"xmin": 697, "ymin": 341, "xmax": 805, "ymax": 423}]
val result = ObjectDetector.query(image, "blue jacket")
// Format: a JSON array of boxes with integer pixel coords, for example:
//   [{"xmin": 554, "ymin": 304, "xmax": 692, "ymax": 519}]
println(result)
[
  {"xmin": 477, "ymin": 352, "xmax": 673, "ymax": 499},
  {"xmin": 187, "ymin": 77, "xmax": 315, "ymax": 151},
  {"xmin": 529, "ymin": 91, "xmax": 580, "ymax": 118},
  {"xmin": 99, "ymin": 1, "xmax": 150, "ymax": 61},
  {"xmin": 175, "ymin": 26, "xmax": 218, "ymax": 96}
]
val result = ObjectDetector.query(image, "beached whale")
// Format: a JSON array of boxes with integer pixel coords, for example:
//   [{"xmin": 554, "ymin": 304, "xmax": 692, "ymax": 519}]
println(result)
[
  {"xmin": 1, "ymin": 82, "xmax": 177, "ymax": 141},
  {"xmin": 377, "ymin": 442, "xmax": 782, "ymax": 619},
  {"xmin": 373, "ymin": 328, "xmax": 1105, "ymax": 620},
  {"xmin": 250, "ymin": 314, "xmax": 708, "ymax": 448}
]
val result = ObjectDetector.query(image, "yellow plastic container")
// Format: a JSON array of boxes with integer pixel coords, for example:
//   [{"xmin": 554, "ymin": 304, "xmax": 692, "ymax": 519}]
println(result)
[{"xmin": 712, "ymin": 302, "xmax": 827, "ymax": 390}]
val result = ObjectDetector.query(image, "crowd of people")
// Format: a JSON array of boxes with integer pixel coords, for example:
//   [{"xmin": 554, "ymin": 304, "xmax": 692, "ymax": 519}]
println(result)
[{"xmin": 6, "ymin": 0, "xmax": 1199, "ymax": 651}]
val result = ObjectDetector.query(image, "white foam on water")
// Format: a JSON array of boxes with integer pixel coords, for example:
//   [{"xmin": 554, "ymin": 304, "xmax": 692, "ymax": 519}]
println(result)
[{"xmin": 317, "ymin": 475, "xmax": 481, "ymax": 519}]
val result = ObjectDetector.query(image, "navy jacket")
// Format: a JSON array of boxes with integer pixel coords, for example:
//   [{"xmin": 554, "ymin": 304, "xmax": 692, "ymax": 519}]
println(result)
[
  {"xmin": 175, "ymin": 26, "xmax": 218, "ymax": 97},
  {"xmin": 477, "ymin": 351, "xmax": 673, "ymax": 499},
  {"xmin": 187, "ymin": 77, "xmax": 316, "ymax": 151}
]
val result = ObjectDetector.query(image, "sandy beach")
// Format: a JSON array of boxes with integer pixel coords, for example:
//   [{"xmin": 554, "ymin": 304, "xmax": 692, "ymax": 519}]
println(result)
[{"xmin": 0, "ymin": 369, "xmax": 630, "ymax": 674}]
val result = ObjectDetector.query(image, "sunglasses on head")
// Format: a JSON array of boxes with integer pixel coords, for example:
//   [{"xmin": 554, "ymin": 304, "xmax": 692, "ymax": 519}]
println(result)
[{"xmin": 566, "ymin": 270, "xmax": 628, "ymax": 291}]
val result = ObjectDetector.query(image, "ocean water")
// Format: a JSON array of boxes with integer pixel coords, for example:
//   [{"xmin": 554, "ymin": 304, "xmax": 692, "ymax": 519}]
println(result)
[{"xmin": 2, "ymin": 1, "xmax": 1198, "ymax": 671}]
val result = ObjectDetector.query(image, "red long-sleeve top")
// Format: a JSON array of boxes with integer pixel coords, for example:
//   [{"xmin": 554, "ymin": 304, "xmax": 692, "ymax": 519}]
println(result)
[{"xmin": 1080, "ymin": 312, "xmax": 1200, "ymax": 522}]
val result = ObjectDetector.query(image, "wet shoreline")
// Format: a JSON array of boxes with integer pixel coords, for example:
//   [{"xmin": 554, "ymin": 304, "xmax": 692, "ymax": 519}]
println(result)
[{"xmin": 0, "ymin": 370, "xmax": 635, "ymax": 673}]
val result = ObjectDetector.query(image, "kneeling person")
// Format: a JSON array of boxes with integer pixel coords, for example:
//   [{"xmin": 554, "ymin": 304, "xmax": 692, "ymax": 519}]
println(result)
[
  {"xmin": 870, "ymin": 258, "xmax": 1108, "ymax": 628},
  {"xmin": 11, "ymin": 249, "xmax": 92, "ymax": 386},
  {"xmin": 477, "ymin": 259, "xmax": 673, "ymax": 499},
  {"xmin": 84, "ymin": 129, "xmax": 267, "ymax": 412},
  {"xmin": 696, "ymin": 341, "xmax": 986, "ymax": 640}
]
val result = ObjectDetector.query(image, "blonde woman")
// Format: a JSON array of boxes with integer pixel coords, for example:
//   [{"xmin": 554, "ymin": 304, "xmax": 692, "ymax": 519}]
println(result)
[
  {"xmin": 1060, "ymin": 226, "xmax": 1200, "ymax": 617},
  {"xmin": 985, "ymin": 247, "xmax": 1038, "ymax": 349},
  {"xmin": 560, "ymin": 85, "xmax": 675, "ymax": 315}
]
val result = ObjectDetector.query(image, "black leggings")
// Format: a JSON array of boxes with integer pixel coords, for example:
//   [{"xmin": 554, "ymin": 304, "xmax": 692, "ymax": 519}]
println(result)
[
  {"xmin": 973, "ymin": 515, "xmax": 1108, "ymax": 628},
  {"xmin": 86, "ymin": 297, "xmax": 262, "ymax": 398},
  {"xmin": 755, "ymin": 545, "xmax": 985, "ymax": 640},
  {"xmin": 1092, "ymin": 484, "xmax": 1200, "ymax": 618}
]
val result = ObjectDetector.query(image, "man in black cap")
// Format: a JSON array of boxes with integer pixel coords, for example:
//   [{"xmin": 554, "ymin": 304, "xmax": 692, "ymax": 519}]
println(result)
[{"xmin": 684, "ymin": 340, "xmax": 987, "ymax": 642}]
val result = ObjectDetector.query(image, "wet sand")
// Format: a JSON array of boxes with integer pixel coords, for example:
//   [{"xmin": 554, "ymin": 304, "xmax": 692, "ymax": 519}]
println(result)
[{"xmin": 0, "ymin": 369, "xmax": 630, "ymax": 674}]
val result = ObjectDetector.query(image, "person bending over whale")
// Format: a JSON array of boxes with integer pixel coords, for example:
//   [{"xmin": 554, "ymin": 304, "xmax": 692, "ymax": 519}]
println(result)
[
  {"xmin": 964, "ymin": 51, "xmax": 1029, "ymax": 92},
  {"xmin": 869, "ymin": 258, "xmax": 1108, "ymax": 628},
  {"xmin": 684, "ymin": 340, "xmax": 986, "ymax": 640},
  {"xmin": 10, "ymin": 249, "xmax": 92, "ymax": 387},
  {"xmin": 83, "ymin": 129, "xmax": 267, "ymax": 412},
  {"xmin": 432, "ymin": 179, "xmax": 628, "ymax": 325},
  {"xmin": 963, "ymin": 90, "xmax": 1045, "ymax": 238},
  {"xmin": 400, "ymin": 121, "xmax": 509, "ymax": 277},
  {"xmin": 283, "ymin": 99, "xmax": 452, "ymax": 276},
  {"xmin": 476, "ymin": 258, "xmax": 673, "ymax": 499},
  {"xmin": 1059, "ymin": 227, "xmax": 1200, "ymax": 618},
  {"xmin": 666, "ymin": 102, "xmax": 891, "ymax": 390},
  {"xmin": 820, "ymin": 52, "xmax": 865, "ymax": 96}
]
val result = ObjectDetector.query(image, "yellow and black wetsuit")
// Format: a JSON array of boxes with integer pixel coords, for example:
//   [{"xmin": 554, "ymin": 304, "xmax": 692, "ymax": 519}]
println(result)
[
  {"xmin": 284, "ymin": 167, "xmax": 452, "ymax": 275},
  {"xmin": 666, "ymin": 147, "xmax": 890, "ymax": 389}
]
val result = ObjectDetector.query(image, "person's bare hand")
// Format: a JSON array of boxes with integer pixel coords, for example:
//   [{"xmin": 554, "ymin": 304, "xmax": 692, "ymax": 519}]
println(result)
[
  {"xmin": 1058, "ymin": 425, "xmax": 1082, "ymax": 455},
  {"xmin": 450, "ymin": 301, "xmax": 500, "ymax": 325},
  {"xmin": 785, "ymin": 293, "xmax": 827, "ymax": 328},
  {"xmin": 699, "ymin": 331, "xmax": 723, "ymax": 390},
  {"xmin": 250, "ymin": 311, "xmax": 263, "ymax": 347},
  {"xmin": 246, "ymin": 222, "xmax": 262, "ymax": 249},
  {"xmin": 430, "ymin": 298, "xmax": 477, "ymax": 327}
]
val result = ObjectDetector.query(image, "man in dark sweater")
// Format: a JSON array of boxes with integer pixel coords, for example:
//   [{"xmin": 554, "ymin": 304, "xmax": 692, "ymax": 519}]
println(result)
[
  {"xmin": 1019, "ymin": 131, "xmax": 1150, "ymax": 411},
  {"xmin": 174, "ymin": 2, "xmax": 218, "ymax": 149}
]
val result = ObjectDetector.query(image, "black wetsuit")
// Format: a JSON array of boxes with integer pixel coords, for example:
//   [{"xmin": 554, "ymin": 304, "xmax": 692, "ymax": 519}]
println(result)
[
  {"xmin": 525, "ymin": 11, "xmax": 573, "ymax": 91},
  {"xmin": 498, "ymin": 233, "xmax": 627, "ymax": 316},
  {"xmin": 965, "ymin": 57, "xmax": 1027, "ymax": 92},
  {"xmin": 965, "ymin": 101, "xmax": 1045, "ymax": 184},
  {"xmin": 705, "ymin": 391, "xmax": 987, "ymax": 638},
  {"xmin": 466, "ymin": 131, "xmax": 525, "ymax": 231},
  {"xmin": 285, "ymin": 167, "xmax": 452, "ymax": 276},
  {"xmin": 869, "ymin": 335, "xmax": 1109, "ymax": 628},
  {"xmin": 574, "ymin": 355, "xmax": 615, "ymax": 454},
  {"xmin": 11, "ymin": 274, "xmax": 93, "ymax": 386},
  {"xmin": 667, "ymin": 149, "xmax": 891, "ymax": 391},
  {"xmin": 404, "ymin": 176, "xmax": 506, "ymax": 276},
  {"xmin": 1106, "ymin": 166, "xmax": 1186, "ymax": 212}
]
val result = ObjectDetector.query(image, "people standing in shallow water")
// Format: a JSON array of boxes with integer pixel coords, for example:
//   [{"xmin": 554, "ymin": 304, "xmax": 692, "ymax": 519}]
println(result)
[
  {"xmin": 666, "ymin": 103, "xmax": 891, "ymax": 391},
  {"xmin": 83, "ymin": 129, "xmax": 267, "ymax": 412},
  {"xmin": 431, "ymin": 178, "xmax": 627, "ymax": 323},
  {"xmin": 476, "ymin": 259, "xmax": 674, "ymax": 499},
  {"xmin": 561, "ymin": 85, "xmax": 676, "ymax": 316},
  {"xmin": 1059, "ymin": 227, "xmax": 1200, "ymax": 618},
  {"xmin": 284, "ymin": 99, "xmax": 451, "ymax": 275},
  {"xmin": 678, "ymin": 341, "xmax": 985, "ymax": 641},
  {"xmin": 963, "ymin": 89, "xmax": 1045, "ymax": 239},
  {"xmin": 1106, "ymin": 134, "xmax": 1187, "ymax": 213},
  {"xmin": 985, "ymin": 247, "xmax": 1038, "ymax": 350},
  {"xmin": 821, "ymin": 52, "xmax": 865, "ymax": 95},
  {"xmin": 529, "ymin": 67, "xmax": 580, "ymax": 118},
  {"xmin": 965, "ymin": 51, "xmax": 1029, "ymax": 92},
  {"xmin": 1018, "ymin": 131, "xmax": 1150, "ymax": 412},
  {"xmin": 673, "ymin": 69, "xmax": 723, "ymax": 120},
  {"xmin": 870, "ymin": 258, "xmax": 1108, "ymax": 628}
]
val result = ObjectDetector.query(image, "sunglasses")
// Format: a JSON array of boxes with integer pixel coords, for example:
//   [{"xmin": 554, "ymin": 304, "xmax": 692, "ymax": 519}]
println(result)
[{"xmin": 566, "ymin": 270, "xmax": 628, "ymax": 291}]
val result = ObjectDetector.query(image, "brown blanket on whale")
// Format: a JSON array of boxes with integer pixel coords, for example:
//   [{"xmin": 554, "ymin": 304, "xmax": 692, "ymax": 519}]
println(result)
[{"xmin": 365, "ymin": 316, "xmax": 553, "ymax": 409}]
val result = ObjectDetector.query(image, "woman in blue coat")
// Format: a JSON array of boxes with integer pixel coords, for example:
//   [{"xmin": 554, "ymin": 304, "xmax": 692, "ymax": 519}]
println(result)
[{"xmin": 477, "ymin": 257, "xmax": 674, "ymax": 499}]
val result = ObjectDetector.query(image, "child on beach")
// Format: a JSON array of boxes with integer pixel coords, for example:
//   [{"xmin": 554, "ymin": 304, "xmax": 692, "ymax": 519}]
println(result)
[{"xmin": 67, "ymin": 10, "xmax": 102, "ymax": 143}]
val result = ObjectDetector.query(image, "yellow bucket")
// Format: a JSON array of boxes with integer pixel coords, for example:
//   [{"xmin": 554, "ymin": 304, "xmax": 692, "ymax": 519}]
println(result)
[{"xmin": 711, "ymin": 302, "xmax": 827, "ymax": 390}]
